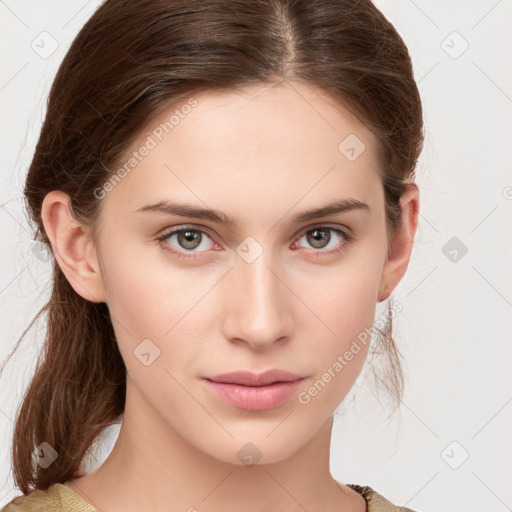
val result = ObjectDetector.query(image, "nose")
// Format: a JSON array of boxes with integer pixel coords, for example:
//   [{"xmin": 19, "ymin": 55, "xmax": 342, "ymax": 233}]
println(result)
[{"xmin": 222, "ymin": 249, "xmax": 294, "ymax": 351}]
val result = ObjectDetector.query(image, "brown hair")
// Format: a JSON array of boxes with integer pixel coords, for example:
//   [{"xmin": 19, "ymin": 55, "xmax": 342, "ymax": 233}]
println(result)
[{"xmin": 0, "ymin": 0, "xmax": 423, "ymax": 495}]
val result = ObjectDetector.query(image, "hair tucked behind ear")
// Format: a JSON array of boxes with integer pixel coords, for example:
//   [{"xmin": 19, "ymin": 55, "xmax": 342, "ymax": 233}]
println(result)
[{"xmin": 0, "ymin": 0, "xmax": 423, "ymax": 494}]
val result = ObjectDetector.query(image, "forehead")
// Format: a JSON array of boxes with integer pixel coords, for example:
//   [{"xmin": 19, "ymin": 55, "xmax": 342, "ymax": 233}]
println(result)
[{"xmin": 103, "ymin": 81, "xmax": 382, "ymax": 218}]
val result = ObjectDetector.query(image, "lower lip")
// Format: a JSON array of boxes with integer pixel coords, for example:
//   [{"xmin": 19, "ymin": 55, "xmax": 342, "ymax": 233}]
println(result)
[{"xmin": 204, "ymin": 378, "xmax": 305, "ymax": 411}]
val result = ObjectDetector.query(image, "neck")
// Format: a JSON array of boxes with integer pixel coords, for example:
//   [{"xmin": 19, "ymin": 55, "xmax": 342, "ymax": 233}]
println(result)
[{"xmin": 68, "ymin": 379, "xmax": 361, "ymax": 512}]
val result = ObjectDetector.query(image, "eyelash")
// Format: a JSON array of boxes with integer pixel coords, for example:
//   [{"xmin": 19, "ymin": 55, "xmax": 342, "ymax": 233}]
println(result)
[{"xmin": 156, "ymin": 225, "xmax": 354, "ymax": 260}]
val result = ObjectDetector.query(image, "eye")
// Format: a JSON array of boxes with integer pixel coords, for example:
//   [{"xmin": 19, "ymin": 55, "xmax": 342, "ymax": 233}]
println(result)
[
  {"xmin": 293, "ymin": 225, "xmax": 353, "ymax": 256},
  {"xmin": 156, "ymin": 226, "xmax": 216, "ymax": 259},
  {"xmin": 156, "ymin": 224, "xmax": 354, "ymax": 260}
]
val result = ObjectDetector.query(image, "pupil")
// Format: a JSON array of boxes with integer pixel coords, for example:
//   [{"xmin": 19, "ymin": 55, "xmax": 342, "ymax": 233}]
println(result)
[
  {"xmin": 309, "ymin": 229, "xmax": 330, "ymax": 248},
  {"xmin": 179, "ymin": 230, "xmax": 201, "ymax": 249}
]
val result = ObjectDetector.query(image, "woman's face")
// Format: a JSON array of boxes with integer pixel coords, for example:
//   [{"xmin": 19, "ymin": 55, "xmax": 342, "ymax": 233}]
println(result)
[{"xmin": 92, "ymin": 81, "xmax": 392, "ymax": 464}]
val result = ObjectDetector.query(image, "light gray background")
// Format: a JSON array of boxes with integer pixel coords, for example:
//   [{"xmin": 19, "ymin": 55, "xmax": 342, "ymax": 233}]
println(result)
[{"xmin": 1, "ymin": 1, "xmax": 511, "ymax": 511}]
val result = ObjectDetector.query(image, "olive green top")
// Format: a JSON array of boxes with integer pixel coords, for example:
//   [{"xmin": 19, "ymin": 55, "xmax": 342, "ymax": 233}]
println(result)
[{"xmin": 1, "ymin": 482, "xmax": 418, "ymax": 511}]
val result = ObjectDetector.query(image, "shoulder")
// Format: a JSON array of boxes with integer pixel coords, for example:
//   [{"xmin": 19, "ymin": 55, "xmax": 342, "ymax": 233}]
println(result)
[
  {"xmin": 1, "ymin": 483, "xmax": 97, "ymax": 512},
  {"xmin": 1, "ymin": 484, "xmax": 64, "ymax": 512},
  {"xmin": 347, "ymin": 484, "xmax": 419, "ymax": 512}
]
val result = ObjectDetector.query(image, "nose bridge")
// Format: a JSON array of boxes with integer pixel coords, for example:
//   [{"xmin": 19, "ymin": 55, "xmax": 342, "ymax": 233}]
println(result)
[{"xmin": 224, "ymin": 241, "xmax": 290, "ymax": 349}]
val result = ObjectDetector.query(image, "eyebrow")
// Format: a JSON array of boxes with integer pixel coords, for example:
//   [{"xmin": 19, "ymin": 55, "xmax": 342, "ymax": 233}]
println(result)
[{"xmin": 134, "ymin": 198, "xmax": 370, "ymax": 228}]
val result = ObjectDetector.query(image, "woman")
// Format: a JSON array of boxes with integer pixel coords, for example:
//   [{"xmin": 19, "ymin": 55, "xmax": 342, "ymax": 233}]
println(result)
[{"xmin": 1, "ymin": 0, "xmax": 423, "ymax": 510}]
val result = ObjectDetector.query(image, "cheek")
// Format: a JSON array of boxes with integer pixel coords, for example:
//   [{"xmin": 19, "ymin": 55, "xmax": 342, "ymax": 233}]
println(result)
[
  {"xmin": 99, "ymin": 228, "xmax": 190, "ymax": 328},
  {"xmin": 296, "ymin": 249, "xmax": 383, "ymax": 340},
  {"xmin": 292, "ymin": 252, "xmax": 383, "ymax": 404},
  {"xmin": 99, "ymin": 239, "xmax": 215, "ymax": 366}
]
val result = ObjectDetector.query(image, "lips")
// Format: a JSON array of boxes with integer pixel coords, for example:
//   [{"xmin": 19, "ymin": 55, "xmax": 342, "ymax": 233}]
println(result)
[
  {"xmin": 203, "ymin": 369, "xmax": 306, "ymax": 411},
  {"xmin": 204, "ymin": 369, "xmax": 304, "ymax": 386}
]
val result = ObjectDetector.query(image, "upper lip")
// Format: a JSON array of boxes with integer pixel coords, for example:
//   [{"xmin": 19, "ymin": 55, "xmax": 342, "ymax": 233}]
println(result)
[{"xmin": 204, "ymin": 369, "xmax": 304, "ymax": 386}]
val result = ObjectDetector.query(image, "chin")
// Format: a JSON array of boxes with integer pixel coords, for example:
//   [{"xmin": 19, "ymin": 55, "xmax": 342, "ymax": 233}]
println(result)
[{"xmin": 196, "ymin": 434, "xmax": 306, "ymax": 468}]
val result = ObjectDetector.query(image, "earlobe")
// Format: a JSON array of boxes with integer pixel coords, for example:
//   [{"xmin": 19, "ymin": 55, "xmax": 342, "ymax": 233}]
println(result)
[
  {"xmin": 378, "ymin": 183, "xmax": 420, "ymax": 303},
  {"xmin": 40, "ymin": 190, "xmax": 107, "ymax": 303}
]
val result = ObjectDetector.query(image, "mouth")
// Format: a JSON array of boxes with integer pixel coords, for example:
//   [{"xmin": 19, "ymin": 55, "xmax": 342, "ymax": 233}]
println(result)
[
  {"xmin": 202, "ymin": 370, "xmax": 306, "ymax": 411},
  {"xmin": 204, "ymin": 369, "xmax": 305, "ymax": 386}
]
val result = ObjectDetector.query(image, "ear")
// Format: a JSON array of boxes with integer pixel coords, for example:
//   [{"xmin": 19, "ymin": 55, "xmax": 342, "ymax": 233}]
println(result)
[
  {"xmin": 377, "ymin": 183, "xmax": 420, "ymax": 303},
  {"xmin": 40, "ymin": 190, "xmax": 107, "ymax": 303}
]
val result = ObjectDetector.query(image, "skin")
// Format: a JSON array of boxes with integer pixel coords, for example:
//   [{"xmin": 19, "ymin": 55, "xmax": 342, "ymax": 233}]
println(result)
[{"xmin": 41, "ymin": 80, "xmax": 419, "ymax": 512}]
